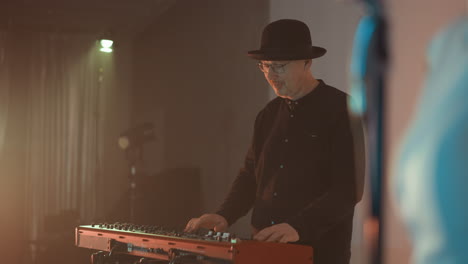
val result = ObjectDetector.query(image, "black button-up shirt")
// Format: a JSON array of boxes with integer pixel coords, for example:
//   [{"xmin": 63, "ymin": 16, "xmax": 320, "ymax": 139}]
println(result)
[{"xmin": 216, "ymin": 80, "xmax": 364, "ymax": 263}]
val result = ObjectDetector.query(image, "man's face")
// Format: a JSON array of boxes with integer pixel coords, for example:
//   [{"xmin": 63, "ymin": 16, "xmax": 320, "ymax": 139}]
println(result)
[{"xmin": 259, "ymin": 60, "xmax": 309, "ymax": 99}]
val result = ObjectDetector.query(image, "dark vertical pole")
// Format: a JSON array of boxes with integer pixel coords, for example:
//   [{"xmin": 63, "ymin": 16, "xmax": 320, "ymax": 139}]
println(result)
[
  {"xmin": 372, "ymin": 12, "xmax": 387, "ymax": 264},
  {"xmin": 349, "ymin": 1, "xmax": 388, "ymax": 263}
]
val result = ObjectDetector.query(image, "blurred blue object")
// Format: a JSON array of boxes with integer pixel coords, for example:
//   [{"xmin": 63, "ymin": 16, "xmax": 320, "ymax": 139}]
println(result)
[
  {"xmin": 395, "ymin": 16, "xmax": 468, "ymax": 264},
  {"xmin": 349, "ymin": 5, "xmax": 388, "ymax": 263},
  {"xmin": 349, "ymin": 15, "xmax": 378, "ymax": 115}
]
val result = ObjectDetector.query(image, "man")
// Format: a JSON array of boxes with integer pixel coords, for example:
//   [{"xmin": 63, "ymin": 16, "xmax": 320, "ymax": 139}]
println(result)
[{"xmin": 185, "ymin": 19, "xmax": 364, "ymax": 264}]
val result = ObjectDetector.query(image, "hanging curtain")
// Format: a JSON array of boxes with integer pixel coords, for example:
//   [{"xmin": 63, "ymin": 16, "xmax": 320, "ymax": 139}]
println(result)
[
  {"xmin": 0, "ymin": 31, "xmax": 9, "ymax": 156},
  {"xmin": 23, "ymin": 32, "xmax": 103, "ymax": 242}
]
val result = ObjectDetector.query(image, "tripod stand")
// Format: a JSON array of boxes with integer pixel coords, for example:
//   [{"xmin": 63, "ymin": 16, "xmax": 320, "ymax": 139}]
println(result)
[
  {"xmin": 118, "ymin": 122, "xmax": 156, "ymax": 223},
  {"xmin": 124, "ymin": 146, "xmax": 144, "ymax": 223}
]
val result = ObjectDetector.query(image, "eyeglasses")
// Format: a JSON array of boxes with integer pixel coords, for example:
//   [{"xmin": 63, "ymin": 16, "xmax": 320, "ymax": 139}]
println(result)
[{"xmin": 257, "ymin": 61, "xmax": 291, "ymax": 74}]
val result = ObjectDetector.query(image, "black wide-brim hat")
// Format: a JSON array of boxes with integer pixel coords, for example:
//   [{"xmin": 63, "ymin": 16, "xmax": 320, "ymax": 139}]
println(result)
[{"xmin": 247, "ymin": 19, "xmax": 327, "ymax": 61}]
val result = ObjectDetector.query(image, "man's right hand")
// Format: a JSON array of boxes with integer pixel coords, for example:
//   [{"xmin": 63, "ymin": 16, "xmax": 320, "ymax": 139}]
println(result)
[{"xmin": 184, "ymin": 213, "xmax": 228, "ymax": 233}]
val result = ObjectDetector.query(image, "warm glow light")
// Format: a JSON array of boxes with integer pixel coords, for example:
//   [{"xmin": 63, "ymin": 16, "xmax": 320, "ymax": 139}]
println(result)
[{"xmin": 99, "ymin": 39, "xmax": 113, "ymax": 53}]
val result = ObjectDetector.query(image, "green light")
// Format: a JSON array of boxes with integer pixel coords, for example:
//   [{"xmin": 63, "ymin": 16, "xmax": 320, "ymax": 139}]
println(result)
[{"xmin": 100, "ymin": 39, "xmax": 113, "ymax": 53}]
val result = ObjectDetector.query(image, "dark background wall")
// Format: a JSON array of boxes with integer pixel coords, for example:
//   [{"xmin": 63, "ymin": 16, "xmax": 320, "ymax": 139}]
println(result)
[{"xmin": 131, "ymin": 0, "xmax": 269, "ymax": 236}]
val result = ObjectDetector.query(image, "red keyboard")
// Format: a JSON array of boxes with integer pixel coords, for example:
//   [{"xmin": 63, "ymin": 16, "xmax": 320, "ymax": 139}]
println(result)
[{"xmin": 75, "ymin": 223, "xmax": 313, "ymax": 263}]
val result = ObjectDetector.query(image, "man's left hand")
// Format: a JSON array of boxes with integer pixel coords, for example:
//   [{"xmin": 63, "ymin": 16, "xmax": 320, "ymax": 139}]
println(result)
[{"xmin": 253, "ymin": 223, "xmax": 300, "ymax": 243}]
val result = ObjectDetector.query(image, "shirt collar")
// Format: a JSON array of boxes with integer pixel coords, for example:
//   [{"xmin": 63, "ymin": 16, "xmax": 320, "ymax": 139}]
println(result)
[{"xmin": 283, "ymin": 79, "xmax": 324, "ymax": 110}]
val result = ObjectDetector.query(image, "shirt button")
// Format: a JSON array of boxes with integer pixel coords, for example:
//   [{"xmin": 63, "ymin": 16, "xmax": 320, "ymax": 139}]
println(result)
[
  {"xmin": 279, "ymin": 164, "xmax": 284, "ymax": 169},
  {"xmin": 290, "ymin": 114, "xmax": 294, "ymax": 118},
  {"xmin": 284, "ymin": 138, "xmax": 289, "ymax": 143},
  {"xmin": 273, "ymin": 192, "xmax": 278, "ymax": 197}
]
